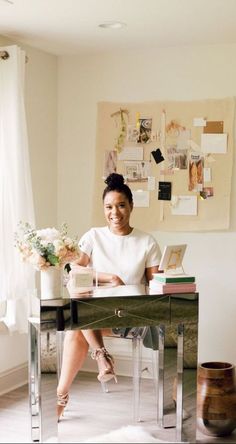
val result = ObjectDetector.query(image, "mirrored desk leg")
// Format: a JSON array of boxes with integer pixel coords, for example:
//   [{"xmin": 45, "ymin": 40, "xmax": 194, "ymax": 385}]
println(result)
[
  {"xmin": 40, "ymin": 330, "xmax": 58, "ymax": 443},
  {"xmin": 56, "ymin": 331, "xmax": 64, "ymax": 382},
  {"xmin": 157, "ymin": 324, "xmax": 165, "ymax": 428},
  {"xmin": 28, "ymin": 322, "xmax": 40, "ymax": 442},
  {"xmin": 176, "ymin": 323, "xmax": 184, "ymax": 442},
  {"xmin": 151, "ymin": 346, "xmax": 159, "ymax": 405},
  {"xmin": 132, "ymin": 336, "xmax": 142, "ymax": 422}
]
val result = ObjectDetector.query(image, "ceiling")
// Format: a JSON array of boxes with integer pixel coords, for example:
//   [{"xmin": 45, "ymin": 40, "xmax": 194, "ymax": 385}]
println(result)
[{"xmin": 1, "ymin": 0, "xmax": 236, "ymax": 56}]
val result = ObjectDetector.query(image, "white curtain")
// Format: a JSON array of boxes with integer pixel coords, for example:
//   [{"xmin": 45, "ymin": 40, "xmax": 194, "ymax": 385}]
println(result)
[{"xmin": 0, "ymin": 45, "xmax": 35, "ymax": 333}]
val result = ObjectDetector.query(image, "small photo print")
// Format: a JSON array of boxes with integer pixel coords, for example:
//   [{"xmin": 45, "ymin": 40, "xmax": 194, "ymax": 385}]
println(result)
[
  {"xmin": 124, "ymin": 161, "xmax": 151, "ymax": 182},
  {"xmin": 166, "ymin": 145, "xmax": 188, "ymax": 170},
  {"xmin": 137, "ymin": 118, "xmax": 152, "ymax": 144},
  {"xmin": 104, "ymin": 150, "xmax": 117, "ymax": 178},
  {"xmin": 127, "ymin": 124, "xmax": 139, "ymax": 143},
  {"xmin": 189, "ymin": 153, "xmax": 204, "ymax": 192},
  {"xmin": 200, "ymin": 187, "xmax": 214, "ymax": 199},
  {"xmin": 158, "ymin": 181, "xmax": 172, "ymax": 201}
]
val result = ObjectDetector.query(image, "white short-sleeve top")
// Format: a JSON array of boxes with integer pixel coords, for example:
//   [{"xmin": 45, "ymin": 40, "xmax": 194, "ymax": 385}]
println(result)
[{"xmin": 78, "ymin": 227, "xmax": 161, "ymax": 285}]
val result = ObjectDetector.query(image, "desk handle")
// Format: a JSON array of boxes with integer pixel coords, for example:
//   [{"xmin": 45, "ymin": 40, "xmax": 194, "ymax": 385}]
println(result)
[{"xmin": 115, "ymin": 308, "xmax": 127, "ymax": 318}]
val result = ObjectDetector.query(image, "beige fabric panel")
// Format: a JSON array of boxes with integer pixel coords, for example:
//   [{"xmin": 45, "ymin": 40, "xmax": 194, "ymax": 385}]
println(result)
[{"xmin": 92, "ymin": 98, "xmax": 235, "ymax": 232}]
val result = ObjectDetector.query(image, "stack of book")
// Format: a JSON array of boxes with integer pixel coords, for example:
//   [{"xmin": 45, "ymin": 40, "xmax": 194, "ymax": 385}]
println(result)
[{"xmin": 149, "ymin": 273, "xmax": 196, "ymax": 294}]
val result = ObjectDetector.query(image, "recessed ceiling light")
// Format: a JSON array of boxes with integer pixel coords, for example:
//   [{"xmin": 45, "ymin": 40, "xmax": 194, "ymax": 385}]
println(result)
[{"xmin": 98, "ymin": 21, "xmax": 126, "ymax": 30}]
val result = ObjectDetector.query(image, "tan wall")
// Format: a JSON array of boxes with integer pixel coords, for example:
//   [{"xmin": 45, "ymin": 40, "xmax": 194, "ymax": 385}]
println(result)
[
  {"xmin": 57, "ymin": 44, "xmax": 236, "ymax": 365},
  {"xmin": 1, "ymin": 38, "xmax": 236, "ymax": 373}
]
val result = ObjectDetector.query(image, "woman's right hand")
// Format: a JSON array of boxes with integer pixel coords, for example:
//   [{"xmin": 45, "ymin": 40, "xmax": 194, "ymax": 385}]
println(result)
[
  {"xmin": 97, "ymin": 272, "xmax": 124, "ymax": 287},
  {"xmin": 110, "ymin": 275, "xmax": 125, "ymax": 287}
]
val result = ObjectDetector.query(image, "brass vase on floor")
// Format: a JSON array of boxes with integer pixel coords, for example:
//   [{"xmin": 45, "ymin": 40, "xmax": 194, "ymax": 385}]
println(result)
[{"xmin": 197, "ymin": 361, "xmax": 236, "ymax": 437}]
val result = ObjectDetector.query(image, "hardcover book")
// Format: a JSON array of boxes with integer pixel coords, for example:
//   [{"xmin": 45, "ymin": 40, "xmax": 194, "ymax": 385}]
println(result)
[
  {"xmin": 149, "ymin": 279, "xmax": 196, "ymax": 294},
  {"xmin": 152, "ymin": 273, "xmax": 195, "ymax": 283}
]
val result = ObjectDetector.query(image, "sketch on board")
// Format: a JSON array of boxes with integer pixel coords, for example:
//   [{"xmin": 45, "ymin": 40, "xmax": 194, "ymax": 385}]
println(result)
[
  {"xmin": 127, "ymin": 124, "xmax": 139, "ymax": 143},
  {"xmin": 124, "ymin": 160, "xmax": 151, "ymax": 182},
  {"xmin": 166, "ymin": 145, "xmax": 188, "ymax": 170}
]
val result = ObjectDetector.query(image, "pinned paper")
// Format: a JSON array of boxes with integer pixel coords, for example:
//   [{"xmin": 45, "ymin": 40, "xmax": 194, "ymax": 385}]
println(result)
[
  {"xmin": 203, "ymin": 121, "xmax": 224, "ymax": 134},
  {"xmin": 203, "ymin": 167, "xmax": 211, "ymax": 183},
  {"xmin": 188, "ymin": 139, "xmax": 201, "ymax": 152},
  {"xmin": 133, "ymin": 190, "xmax": 150, "ymax": 207},
  {"xmin": 136, "ymin": 112, "xmax": 140, "ymax": 129},
  {"xmin": 158, "ymin": 181, "xmax": 172, "ymax": 201},
  {"xmin": 171, "ymin": 195, "xmax": 197, "ymax": 216},
  {"xmin": 177, "ymin": 129, "xmax": 191, "ymax": 150},
  {"xmin": 104, "ymin": 150, "xmax": 117, "ymax": 178},
  {"xmin": 124, "ymin": 161, "xmax": 151, "ymax": 182},
  {"xmin": 189, "ymin": 153, "xmax": 204, "ymax": 192},
  {"xmin": 137, "ymin": 118, "xmax": 152, "ymax": 144},
  {"xmin": 166, "ymin": 145, "xmax": 188, "ymax": 170},
  {"xmin": 205, "ymin": 153, "xmax": 216, "ymax": 163},
  {"xmin": 193, "ymin": 117, "xmax": 207, "ymax": 127},
  {"xmin": 160, "ymin": 110, "xmax": 166, "ymax": 149},
  {"xmin": 160, "ymin": 168, "xmax": 174, "ymax": 176},
  {"xmin": 147, "ymin": 176, "xmax": 156, "ymax": 191},
  {"xmin": 127, "ymin": 125, "xmax": 140, "ymax": 143},
  {"xmin": 118, "ymin": 146, "xmax": 143, "ymax": 161},
  {"xmin": 201, "ymin": 133, "xmax": 227, "ymax": 154},
  {"xmin": 200, "ymin": 187, "xmax": 214, "ymax": 199},
  {"xmin": 151, "ymin": 148, "xmax": 165, "ymax": 164}
]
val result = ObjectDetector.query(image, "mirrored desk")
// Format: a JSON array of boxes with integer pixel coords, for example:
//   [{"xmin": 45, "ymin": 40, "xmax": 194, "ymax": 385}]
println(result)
[{"xmin": 28, "ymin": 285, "xmax": 198, "ymax": 443}]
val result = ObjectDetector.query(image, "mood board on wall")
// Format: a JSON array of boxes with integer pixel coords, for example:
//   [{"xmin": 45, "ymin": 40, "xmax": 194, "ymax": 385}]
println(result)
[{"xmin": 92, "ymin": 98, "xmax": 235, "ymax": 231}]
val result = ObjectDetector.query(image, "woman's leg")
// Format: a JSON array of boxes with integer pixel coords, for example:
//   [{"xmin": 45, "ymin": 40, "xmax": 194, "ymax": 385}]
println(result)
[
  {"xmin": 82, "ymin": 328, "xmax": 105, "ymax": 349},
  {"xmin": 57, "ymin": 330, "xmax": 89, "ymax": 419},
  {"xmin": 57, "ymin": 330, "xmax": 89, "ymax": 395},
  {"xmin": 57, "ymin": 329, "xmax": 112, "ymax": 394},
  {"xmin": 57, "ymin": 329, "xmax": 112, "ymax": 391},
  {"xmin": 82, "ymin": 329, "xmax": 117, "ymax": 383},
  {"xmin": 57, "ymin": 329, "xmax": 116, "ymax": 418}
]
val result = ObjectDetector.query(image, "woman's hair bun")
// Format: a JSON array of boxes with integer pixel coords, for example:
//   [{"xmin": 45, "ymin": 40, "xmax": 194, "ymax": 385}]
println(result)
[
  {"xmin": 103, "ymin": 172, "xmax": 133, "ymax": 204},
  {"xmin": 105, "ymin": 173, "xmax": 124, "ymax": 188}
]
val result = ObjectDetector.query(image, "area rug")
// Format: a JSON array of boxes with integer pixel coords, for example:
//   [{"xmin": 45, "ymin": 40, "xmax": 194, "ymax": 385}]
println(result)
[{"xmin": 84, "ymin": 425, "xmax": 173, "ymax": 443}]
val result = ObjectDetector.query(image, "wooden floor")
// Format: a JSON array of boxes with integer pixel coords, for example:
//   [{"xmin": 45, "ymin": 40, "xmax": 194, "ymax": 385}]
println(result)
[{"xmin": 0, "ymin": 371, "xmax": 236, "ymax": 443}]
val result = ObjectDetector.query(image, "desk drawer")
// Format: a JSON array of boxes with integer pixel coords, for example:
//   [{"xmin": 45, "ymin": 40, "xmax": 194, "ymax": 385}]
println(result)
[{"xmin": 70, "ymin": 295, "xmax": 171, "ymax": 329}]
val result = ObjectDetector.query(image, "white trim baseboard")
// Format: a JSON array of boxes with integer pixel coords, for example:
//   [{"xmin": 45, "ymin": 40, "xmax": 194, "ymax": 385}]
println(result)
[{"xmin": 0, "ymin": 363, "xmax": 28, "ymax": 395}]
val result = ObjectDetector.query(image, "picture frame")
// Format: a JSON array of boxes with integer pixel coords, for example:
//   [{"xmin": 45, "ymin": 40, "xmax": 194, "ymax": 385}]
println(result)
[{"xmin": 159, "ymin": 244, "xmax": 187, "ymax": 273}]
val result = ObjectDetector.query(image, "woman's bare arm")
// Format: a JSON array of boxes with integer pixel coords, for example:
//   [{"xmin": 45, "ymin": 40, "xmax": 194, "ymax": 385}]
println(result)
[
  {"xmin": 145, "ymin": 265, "xmax": 159, "ymax": 283},
  {"xmin": 96, "ymin": 272, "xmax": 124, "ymax": 286},
  {"xmin": 71, "ymin": 252, "xmax": 124, "ymax": 286}
]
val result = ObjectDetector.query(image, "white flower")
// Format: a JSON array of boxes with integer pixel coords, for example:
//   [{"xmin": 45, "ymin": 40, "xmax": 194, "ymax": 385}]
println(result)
[
  {"xmin": 28, "ymin": 252, "xmax": 48, "ymax": 270},
  {"xmin": 15, "ymin": 222, "xmax": 80, "ymax": 270},
  {"xmin": 64, "ymin": 237, "xmax": 75, "ymax": 249},
  {"xmin": 36, "ymin": 227, "xmax": 60, "ymax": 241},
  {"xmin": 53, "ymin": 239, "xmax": 65, "ymax": 253}
]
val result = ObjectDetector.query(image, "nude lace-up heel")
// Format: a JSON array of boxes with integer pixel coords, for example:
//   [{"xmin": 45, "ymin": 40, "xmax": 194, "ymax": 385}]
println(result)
[
  {"xmin": 57, "ymin": 392, "xmax": 69, "ymax": 421},
  {"xmin": 91, "ymin": 347, "xmax": 118, "ymax": 383}
]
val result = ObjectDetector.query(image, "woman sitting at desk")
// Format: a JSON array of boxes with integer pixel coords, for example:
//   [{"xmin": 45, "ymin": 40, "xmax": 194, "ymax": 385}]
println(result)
[{"xmin": 57, "ymin": 173, "xmax": 161, "ymax": 419}]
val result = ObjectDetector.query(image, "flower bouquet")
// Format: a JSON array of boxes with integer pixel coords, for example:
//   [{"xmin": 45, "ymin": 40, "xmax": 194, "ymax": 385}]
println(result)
[
  {"xmin": 14, "ymin": 222, "xmax": 80, "ymax": 299},
  {"xmin": 14, "ymin": 221, "xmax": 80, "ymax": 270}
]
